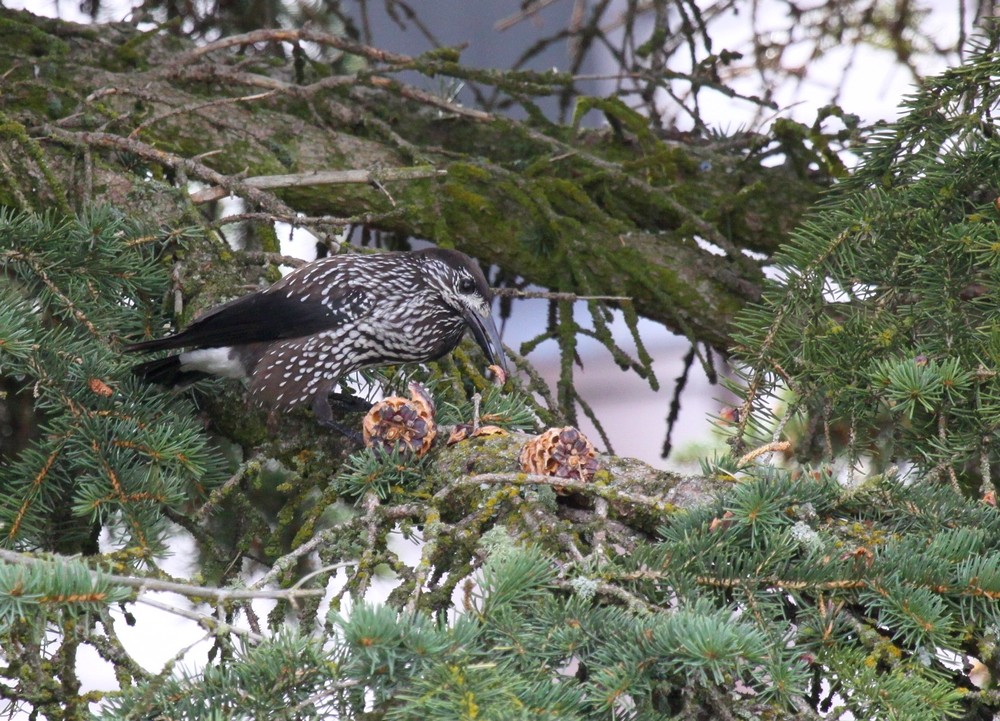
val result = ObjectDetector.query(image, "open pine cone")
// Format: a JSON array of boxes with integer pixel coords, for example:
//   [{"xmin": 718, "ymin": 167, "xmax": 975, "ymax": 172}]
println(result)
[
  {"xmin": 362, "ymin": 382, "xmax": 437, "ymax": 456},
  {"xmin": 519, "ymin": 426, "xmax": 600, "ymax": 489}
]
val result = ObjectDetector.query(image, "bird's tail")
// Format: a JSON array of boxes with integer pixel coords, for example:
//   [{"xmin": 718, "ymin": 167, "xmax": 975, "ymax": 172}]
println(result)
[
  {"xmin": 131, "ymin": 355, "xmax": 210, "ymax": 387},
  {"xmin": 123, "ymin": 337, "xmax": 178, "ymax": 353}
]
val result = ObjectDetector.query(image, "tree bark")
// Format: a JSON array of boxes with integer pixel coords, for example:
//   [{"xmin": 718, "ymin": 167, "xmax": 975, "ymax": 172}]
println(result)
[{"xmin": 0, "ymin": 9, "xmax": 825, "ymax": 351}]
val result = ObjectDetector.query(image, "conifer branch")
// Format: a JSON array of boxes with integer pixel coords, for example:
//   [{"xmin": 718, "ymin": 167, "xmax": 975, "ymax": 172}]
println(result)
[
  {"xmin": 2, "ymin": 250, "xmax": 100, "ymax": 337},
  {"xmin": 1, "ymin": 9, "xmax": 996, "ymax": 720},
  {"xmin": 738, "ymin": 440, "xmax": 792, "ymax": 466},
  {"xmin": 207, "ymin": 211, "xmax": 355, "ymax": 229},
  {"xmin": 6, "ymin": 444, "xmax": 63, "ymax": 542},
  {"xmin": 137, "ymin": 594, "xmax": 263, "ymax": 643},
  {"xmin": 0, "ymin": 549, "xmax": 326, "ymax": 602}
]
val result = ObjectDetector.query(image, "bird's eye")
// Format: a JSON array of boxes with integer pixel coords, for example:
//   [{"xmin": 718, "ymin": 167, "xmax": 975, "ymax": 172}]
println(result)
[{"xmin": 458, "ymin": 277, "xmax": 477, "ymax": 294}]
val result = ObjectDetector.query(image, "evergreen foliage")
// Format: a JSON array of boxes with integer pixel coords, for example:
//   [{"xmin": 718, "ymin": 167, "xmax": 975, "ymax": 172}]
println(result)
[
  {"xmin": 1, "ymin": 4, "xmax": 999, "ymax": 720},
  {"xmin": 0, "ymin": 208, "xmax": 224, "ymax": 555},
  {"xmin": 79, "ymin": 472, "xmax": 1000, "ymax": 720},
  {"xmin": 731, "ymin": 31, "xmax": 1000, "ymax": 488}
]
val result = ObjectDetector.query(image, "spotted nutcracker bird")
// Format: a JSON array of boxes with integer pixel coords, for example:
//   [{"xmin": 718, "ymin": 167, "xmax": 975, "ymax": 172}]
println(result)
[{"xmin": 126, "ymin": 248, "xmax": 507, "ymax": 428}]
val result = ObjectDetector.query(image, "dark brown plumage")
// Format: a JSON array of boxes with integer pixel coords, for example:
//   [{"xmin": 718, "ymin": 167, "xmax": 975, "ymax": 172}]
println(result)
[{"xmin": 126, "ymin": 248, "xmax": 506, "ymax": 427}]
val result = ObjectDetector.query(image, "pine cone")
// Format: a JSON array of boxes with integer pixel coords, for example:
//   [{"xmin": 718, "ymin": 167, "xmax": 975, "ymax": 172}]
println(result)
[
  {"xmin": 362, "ymin": 383, "xmax": 437, "ymax": 456},
  {"xmin": 519, "ymin": 426, "xmax": 600, "ymax": 489}
]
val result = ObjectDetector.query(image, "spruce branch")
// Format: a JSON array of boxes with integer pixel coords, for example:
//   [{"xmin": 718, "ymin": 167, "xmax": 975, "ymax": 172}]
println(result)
[
  {"xmin": 731, "ymin": 35, "xmax": 1000, "ymax": 478},
  {"xmin": 0, "ymin": 250, "xmax": 100, "ymax": 337},
  {"xmin": 136, "ymin": 594, "xmax": 263, "ymax": 643},
  {"xmin": 1, "ymin": 9, "xmax": 995, "ymax": 720},
  {"xmin": 0, "ymin": 549, "xmax": 325, "ymax": 603},
  {"xmin": 493, "ymin": 288, "xmax": 630, "ymax": 302}
]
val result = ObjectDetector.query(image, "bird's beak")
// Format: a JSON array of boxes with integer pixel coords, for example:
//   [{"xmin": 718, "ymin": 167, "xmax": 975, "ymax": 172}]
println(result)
[{"xmin": 464, "ymin": 306, "xmax": 508, "ymax": 373}]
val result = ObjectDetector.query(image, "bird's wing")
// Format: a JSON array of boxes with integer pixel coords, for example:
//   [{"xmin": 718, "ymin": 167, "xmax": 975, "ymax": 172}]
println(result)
[{"xmin": 125, "ymin": 286, "xmax": 374, "ymax": 353}]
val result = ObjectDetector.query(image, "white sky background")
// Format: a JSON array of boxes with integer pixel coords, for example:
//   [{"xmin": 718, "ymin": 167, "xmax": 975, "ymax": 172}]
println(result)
[{"xmin": 0, "ymin": 0, "xmax": 982, "ymax": 712}]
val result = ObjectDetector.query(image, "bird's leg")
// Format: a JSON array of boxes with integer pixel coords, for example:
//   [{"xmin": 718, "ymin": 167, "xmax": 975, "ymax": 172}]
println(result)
[
  {"xmin": 326, "ymin": 391, "xmax": 373, "ymax": 414},
  {"xmin": 311, "ymin": 390, "xmax": 363, "ymax": 444}
]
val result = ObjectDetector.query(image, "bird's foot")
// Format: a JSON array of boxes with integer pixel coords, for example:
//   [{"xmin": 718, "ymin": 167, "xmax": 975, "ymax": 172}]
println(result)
[
  {"xmin": 327, "ymin": 391, "xmax": 372, "ymax": 414},
  {"xmin": 312, "ymin": 394, "xmax": 364, "ymax": 444},
  {"xmin": 316, "ymin": 417, "xmax": 364, "ymax": 445}
]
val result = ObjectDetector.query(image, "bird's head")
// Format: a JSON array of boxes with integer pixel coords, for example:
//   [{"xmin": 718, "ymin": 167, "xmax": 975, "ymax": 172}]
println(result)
[{"xmin": 418, "ymin": 248, "xmax": 508, "ymax": 373}]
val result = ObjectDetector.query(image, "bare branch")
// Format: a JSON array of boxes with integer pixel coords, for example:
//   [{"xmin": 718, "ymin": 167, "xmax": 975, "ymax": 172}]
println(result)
[
  {"xmin": 170, "ymin": 27, "xmax": 416, "ymax": 67},
  {"xmin": 137, "ymin": 594, "xmax": 263, "ymax": 643},
  {"xmin": 495, "ymin": 0, "xmax": 562, "ymax": 32},
  {"xmin": 190, "ymin": 166, "xmax": 446, "ymax": 204},
  {"xmin": 367, "ymin": 76, "xmax": 492, "ymax": 121},
  {"xmin": 494, "ymin": 288, "xmax": 631, "ymax": 302}
]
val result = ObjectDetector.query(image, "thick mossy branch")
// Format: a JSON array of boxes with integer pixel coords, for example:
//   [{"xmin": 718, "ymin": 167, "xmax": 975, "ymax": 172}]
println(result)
[
  {"xmin": 0, "ymin": 8, "xmax": 830, "ymax": 352},
  {"xmin": 9, "ymin": 449, "xmax": 1000, "ymax": 721}
]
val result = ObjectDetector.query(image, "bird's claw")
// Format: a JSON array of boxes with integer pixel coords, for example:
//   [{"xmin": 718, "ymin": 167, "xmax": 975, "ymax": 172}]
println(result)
[
  {"xmin": 326, "ymin": 391, "xmax": 373, "ymax": 414},
  {"xmin": 316, "ymin": 417, "xmax": 364, "ymax": 445}
]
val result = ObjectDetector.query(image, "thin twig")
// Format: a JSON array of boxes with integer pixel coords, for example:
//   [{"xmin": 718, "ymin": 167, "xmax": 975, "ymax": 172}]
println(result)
[
  {"xmin": 737, "ymin": 440, "xmax": 791, "ymax": 467},
  {"xmin": 137, "ymin": 595, "xmax": 262, "ymax": 643},
  {"xmin": 249, "ymin": 503, "xmax": 419, "ymax": 591},
  {"xmin": 521, "ymin": 503, "xmax": 585, "ymax": 564},
  {"xmin": 493, "ymin": 288, "xmax": 630, "ymax": 302},
  {"xmin": 290, "ymin": 562, "xmax": 357, "ymax": 591},
  {"xmin": 231, "ymin": 250, "xmax": 309, "ymax": 268},
  {"xmin": 591, "ymin": 497, "xmax": 609, "ymax": 561},
  {"xmin": 554, "ymin": 578, "xmax": 659, "ymax": 613},
  {"xmin": 405, "ymin": 528, "xmax": 434, "ymax": 614},
  {"xmin": 354, "ymin": 491, "xmax": 382, "ymax": 599},
  {"xmin": 166, "ymin": 65, "xmax": 355, "ymax": 98},
  {"xmin": 495, "ymin": 0, "xmax": 562, "ymax": 31},
  {"xmin": 169, "ymin": 28, "xmax": 414, "ymax": 68},
  {"xmin": 368, "ymin": 76, "xmax": 492, "ymax": 121},
  {"xmin": 196, "ymin": 457, "xmax": 260, "ymax": 523},
  {"xmin": 190, "ymin": 166, "xmax": 446, "ymax": 204},
  {"xmin": 207, "ymin": 212, "xmax": 354, "ymax": 229}
]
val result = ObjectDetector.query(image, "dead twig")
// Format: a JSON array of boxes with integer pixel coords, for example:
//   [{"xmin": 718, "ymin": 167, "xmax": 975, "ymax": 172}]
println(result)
[
  {"xmin": 367, "ymin": 76, "xmax": 492, "ymax": 122},
  {"xmin": 170, "ymin": 28, "xmax": 414, "ymax": 68},
  {"xmin": 494, "ymin": 288, "xmax": 631, "ymax": 302},
  {"xmin": 190, "ymin": 166, "xmax": 445, "ymax": 204}
]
